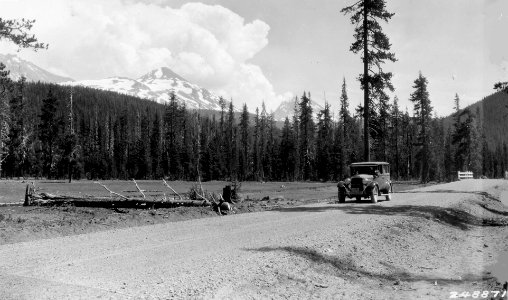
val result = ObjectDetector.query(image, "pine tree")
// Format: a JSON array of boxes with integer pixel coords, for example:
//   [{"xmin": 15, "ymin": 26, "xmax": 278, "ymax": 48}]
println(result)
[
  {"xmin": 316, "ymin": 103, "xmax": 333, "ymax": 180},
  {"xmin": 341, "ymin": 0, "xmax": 396, "ymax": 161},
  {"xmin": 199, "ymin": 116, "xmax": 213, "ymax": 181},
  {"xmin": 280, "ymin": 117, "xmax": 295, "ymax": 180},
  {"xmin": 409, "ymin": 72, "xmax": 433, "ymax": 182},
  {"xmin": 39, "ymin": 88, "xmax": 61, "ymax": 178},
  {"xmin": 0, "ymin": 17, "xmax": 45, "ymax": 177},
  {"xmin": 374, "ymin": 94, "xmax": 391, "ymax": 161},
  {"xmin": 62, "ymin": 87, "xmax": 79, "ymax": 182},
  {"xmin": 150, "ymin": 112, "xmax": 163, "ymax": 178},
  {"xmin": 390, "ymin": 96, "xmax": 401, "ymax": 179},
  {"xmin": 493, "ymin": 81, "xmax": 508, "ymax": 93},
  {"xmin": 238, "ymin": 104, "xmax": 250, "ymax": 180},
  {"xmin": 453, "ymin": 108, "xmax": 482, "ymax": 176},
  {"xmin": 401, "ymin": 108, "xmax": 415, "ymax": 179},
  {"xmin": 0, "ymin": 64, "xmax": 11, "ymax": 176},
  {"xmin": 292, "ymin": 97, "xmax": 301, "ymax": 180},
  {"xmin": 226, "ymin": 101, "xmax": 237, "ymax": 180},
  {"xmin": 444, "ymin": 128, "xmax": 454, "ymax": 181},
  {"xmin": 252, "ymin": 107, "xmax": 261, "ymax": 180},
  {"xmin": 468, "ymin": 111, "xmax": 483, "ymax": 176},
  {"xmin": 260, "ymin": 102, "xmax": 269, "ymax": 180},
  {"xmin": 299, "ymin": 92, "xmax": 315, "ymax": 180},
  {"xmin": 8, "ymin": 77, "xmax": 33, "ymax": 177},
  {"xmin": 428, "ymin": 117, "xmax": 446, "ymax": 181},
  {"xmin": 164, "ymin": 92, "xmax": 183, "ymax": 179},
  {"xmin": 265, "ymin": 114, "xmax": 278, "ymax": 179},
  {"xmin": 0, "ymin": 18, "xmax": 47, "ymax": 50},
  {"xmin": 338, "ymin": 78, "xmax": 352, "ymax": 178},
  {"xmin": 136, "ymin": 112, "xmax": 151, "ymax": 179},
  {"xmin": 115, "ymin": 111, "xmax": 129, "ymax": 179},
  {"xmin": 503, "ymin": 142, "xmax": 508, "ymax": 177}
]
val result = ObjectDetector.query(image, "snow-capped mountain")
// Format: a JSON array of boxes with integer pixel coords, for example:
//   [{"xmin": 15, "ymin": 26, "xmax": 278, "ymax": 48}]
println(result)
[
  {"xmin": 272, "ymin": 98, "xmax": 325, "ymax": 121},
  {"xmin": 62, "ymin": 67, "xmax": 236, "ymax": 111},
  {"xmin": 0, "ymin": 54, "xmax": 73, "ymax": 83}
]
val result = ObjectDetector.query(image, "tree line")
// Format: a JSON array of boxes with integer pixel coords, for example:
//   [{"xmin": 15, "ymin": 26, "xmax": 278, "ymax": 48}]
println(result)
[
  {"xmin": 0, "ymin": 70, "xmax": 506, "ymax": 182},
  {"xmin": 1, "ymin": 10, "xmax": 506, "ymax": 182}
]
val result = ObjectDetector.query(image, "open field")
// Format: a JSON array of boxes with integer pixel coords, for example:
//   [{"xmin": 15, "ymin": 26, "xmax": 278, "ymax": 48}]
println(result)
[
  {"xmin": 0, "ymin": 179, "xmax": 507, "ymax": 299},
  {"xmin": 0, "ymin": 179, "xmax": 431, "ymax": 245},
  {"xmin": 0, "ymin": 179, "xmax": 434, "ymax": 204},
  {"xmin": 1, "ymin": 180, "xmax": 342, "ymax": 204}
]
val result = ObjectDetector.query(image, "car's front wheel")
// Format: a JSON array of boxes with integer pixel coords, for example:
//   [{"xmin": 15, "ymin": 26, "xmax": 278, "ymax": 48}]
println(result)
[
  {"xmin": 385, "ymin": 193, "xmax": 392, "ymax": 201},
  {"xmin": 370, "ymin": 187, "xmax": 378, "ymax": 203}
]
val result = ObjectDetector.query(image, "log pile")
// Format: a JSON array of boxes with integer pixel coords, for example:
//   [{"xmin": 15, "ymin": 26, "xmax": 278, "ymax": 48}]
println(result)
[{"xmin": 23, "ymin": 181, "xmax": 211, "ymax": 209}]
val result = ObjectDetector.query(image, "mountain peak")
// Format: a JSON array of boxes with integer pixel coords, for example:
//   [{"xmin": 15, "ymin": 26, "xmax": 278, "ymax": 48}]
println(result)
[
  {"xmin": 138, "ymin": 67, "xmax": 187, "ymax": 82},
  {"xmin": 273, "ymin": 98, "xmax": 325, "ymax": 121},
  {"xmin": 61, "ymin": 66, "xmax": 241, "ymax": 112}
]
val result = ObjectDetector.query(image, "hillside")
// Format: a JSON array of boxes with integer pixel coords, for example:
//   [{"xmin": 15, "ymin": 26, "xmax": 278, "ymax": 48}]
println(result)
[
  {"xmin": 0, "ymin": 54, "xmax": 73, "ymax": 83},
  {"xmin": 443, "ymin": 90, "xmax": 508, "ymax": 149}
]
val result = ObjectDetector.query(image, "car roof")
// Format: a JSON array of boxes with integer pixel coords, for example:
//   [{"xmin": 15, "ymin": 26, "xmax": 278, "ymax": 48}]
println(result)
[{"xmin": 350, "ymin": 162, "xmax": 390, "ymax": 166}]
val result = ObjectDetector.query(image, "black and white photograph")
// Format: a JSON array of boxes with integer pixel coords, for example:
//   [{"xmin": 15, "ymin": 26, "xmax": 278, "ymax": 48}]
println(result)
[{"xmin": 0, "ymin": 0, "xmax": 507, "ymax": 299}]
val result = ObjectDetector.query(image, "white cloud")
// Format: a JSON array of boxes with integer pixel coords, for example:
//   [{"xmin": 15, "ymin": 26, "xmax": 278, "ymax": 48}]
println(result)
[{"xmin": 0, "ymin": 0, "xmax": 285, "ymax": 111}]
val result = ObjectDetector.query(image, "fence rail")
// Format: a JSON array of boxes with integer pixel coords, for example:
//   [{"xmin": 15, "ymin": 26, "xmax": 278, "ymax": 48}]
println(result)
[{"xmin": 458, "ymin": 171, "xmax": 474, "ymax": 180}]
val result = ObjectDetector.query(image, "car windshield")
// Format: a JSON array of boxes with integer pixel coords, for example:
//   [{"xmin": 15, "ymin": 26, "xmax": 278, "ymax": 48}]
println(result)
[{"xmin": 350, "ymin": 166, "xmax": 378, "ymax": 175}]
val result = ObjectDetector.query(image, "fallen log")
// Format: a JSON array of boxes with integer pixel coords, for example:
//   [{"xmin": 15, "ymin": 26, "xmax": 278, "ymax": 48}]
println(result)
[{"xmin": 23, "ymin": 184, "xmax": 210, "ymax": 209}]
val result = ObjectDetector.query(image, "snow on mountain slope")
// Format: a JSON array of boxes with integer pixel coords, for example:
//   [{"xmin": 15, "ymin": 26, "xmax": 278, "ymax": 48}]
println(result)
[
  {"xmin": 0, "ymin": 54, "xmax": 73, "ymax": 83},
  {"xmin": 62, "ymin": 67, "xmax": 238, "ymax": 111},
  {"xmin": 62, "ymin": 77, "xmax": 157, "ymax": 100}
]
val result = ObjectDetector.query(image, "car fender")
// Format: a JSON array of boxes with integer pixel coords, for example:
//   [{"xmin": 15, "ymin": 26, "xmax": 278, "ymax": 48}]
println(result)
[{"xmin": 366, "ymin": 181, "xmax": 378, "ymax": 193}]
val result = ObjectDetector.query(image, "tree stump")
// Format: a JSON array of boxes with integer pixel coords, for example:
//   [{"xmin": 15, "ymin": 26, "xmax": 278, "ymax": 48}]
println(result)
[
  {"xmin": 23, "ymin": 184, "xmax": 33, "ymax": 206},
  {"xmin": 222, "ymin": 185, "xmax": 232, "ymax": 203}
]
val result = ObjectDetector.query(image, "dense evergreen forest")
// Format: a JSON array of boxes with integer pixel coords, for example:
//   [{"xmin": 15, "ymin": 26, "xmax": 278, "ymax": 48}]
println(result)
[{"xmin": 0, "ymin": 65, "xmax": 507, "ymax": 182}]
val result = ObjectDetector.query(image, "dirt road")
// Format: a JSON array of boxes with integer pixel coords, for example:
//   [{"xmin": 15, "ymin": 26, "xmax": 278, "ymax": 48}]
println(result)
[{"xmin": 1, "ymin": 180, "xmax": 507, "ymax": 299}]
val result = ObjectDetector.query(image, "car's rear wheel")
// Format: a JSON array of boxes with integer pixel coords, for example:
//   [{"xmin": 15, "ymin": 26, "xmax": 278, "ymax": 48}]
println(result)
[
  {"xmin": 338, "ymin": 190, "xmax": 346, "ymax": 203},
  {"xmin": 370, "ymin": 187, "xmax": 378, "ymax": 203}
]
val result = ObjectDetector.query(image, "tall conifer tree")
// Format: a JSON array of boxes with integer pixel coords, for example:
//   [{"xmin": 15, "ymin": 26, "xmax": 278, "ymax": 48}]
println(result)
[
  {"xmin": 409, "ymin": 72, "xmax": 433, "ymax": 182},
  {"xmin": 338, "ymin": 78, "xmax": 352, "ymax": 178},
  {"xmin": 39, "ymin": 88, "xmax": 61, "ymax": 178},
  {"xmin": 316, "ymin": 103, "xmax": 333, "ymax": 180},
  {"xmin": 238, "ymin": 104, "xmax": 250, "ymax": 180},
  {"xmin": 342, "ymin": 0, "xmax": 396, "ymax": 161},
  {"xmin": 299, "ymin": 92, "xmax": 315, "ymax": 180}
]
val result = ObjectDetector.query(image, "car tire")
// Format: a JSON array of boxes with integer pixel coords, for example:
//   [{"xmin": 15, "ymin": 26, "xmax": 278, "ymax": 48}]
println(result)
[
  {"xmin": 370, "ymin": 187, "xmax": 378, "ymax": 203},
  {"xmin": 385, "ymin": 193, "xmax": 391, "ymax": 201}
]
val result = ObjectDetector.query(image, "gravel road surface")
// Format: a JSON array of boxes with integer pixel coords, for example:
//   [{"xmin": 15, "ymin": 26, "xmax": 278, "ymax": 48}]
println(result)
[{"xmin": 1, "ymin": 180, "xmax": 507, "ymax": 299}]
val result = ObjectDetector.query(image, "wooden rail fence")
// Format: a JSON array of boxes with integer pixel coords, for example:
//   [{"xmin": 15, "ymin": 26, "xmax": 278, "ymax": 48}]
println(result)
[{"xmin": 457, "ymin": 171, "xmax": 474, "ymax": 180}]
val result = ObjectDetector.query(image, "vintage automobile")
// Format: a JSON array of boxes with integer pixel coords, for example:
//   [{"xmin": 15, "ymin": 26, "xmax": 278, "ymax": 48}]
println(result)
[{"xmin": 337, "ymin": 162, "xmax": 393, "ymax": 203}]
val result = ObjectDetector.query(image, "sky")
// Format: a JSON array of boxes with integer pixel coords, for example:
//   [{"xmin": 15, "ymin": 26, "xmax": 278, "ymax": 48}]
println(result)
[{"xmin": 0, "ymin": 0, "xmax": 506, "ymax": 116}]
